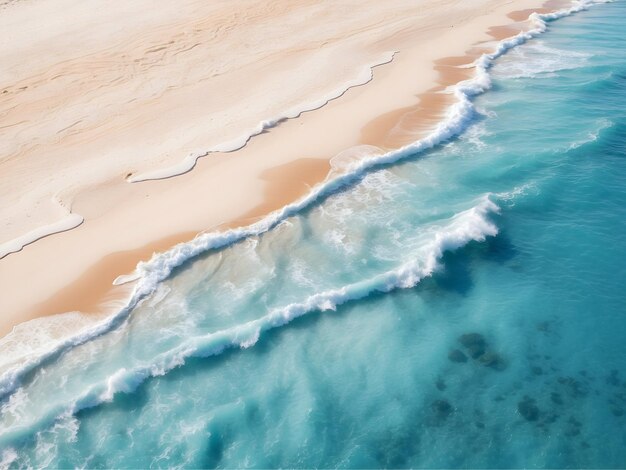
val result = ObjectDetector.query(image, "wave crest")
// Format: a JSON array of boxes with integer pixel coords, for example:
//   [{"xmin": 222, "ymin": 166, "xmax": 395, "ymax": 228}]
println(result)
[
  {"xmin": 0, "ymin": 0, "xmax": 610, "ymax": 402},
  {"xmin": 0, "ymin": 196, "xmax": 500, "ymax": 441}
]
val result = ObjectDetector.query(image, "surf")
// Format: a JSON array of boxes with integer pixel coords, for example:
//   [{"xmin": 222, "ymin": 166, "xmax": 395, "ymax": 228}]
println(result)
[{"xmin": 0, "ymin": 0, "xmax": 612, "ymax": 430}]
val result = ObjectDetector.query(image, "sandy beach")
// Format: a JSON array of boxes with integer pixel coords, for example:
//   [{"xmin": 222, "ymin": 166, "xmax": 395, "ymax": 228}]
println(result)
[{"xmin": 0, "ymin": 0, "xmax": 559, "ymax": 343}]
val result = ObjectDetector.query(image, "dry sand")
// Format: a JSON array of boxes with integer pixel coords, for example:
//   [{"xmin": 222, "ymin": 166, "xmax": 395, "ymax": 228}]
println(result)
[{"xmin": 0, "ymin": 0, "xmax": 558, "ymax": 343}]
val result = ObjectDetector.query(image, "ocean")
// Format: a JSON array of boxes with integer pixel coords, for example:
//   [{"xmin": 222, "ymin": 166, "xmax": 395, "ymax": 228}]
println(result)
[{"xmin": 1, "ymin": 0, "xmax": 625, "ymax": 467}]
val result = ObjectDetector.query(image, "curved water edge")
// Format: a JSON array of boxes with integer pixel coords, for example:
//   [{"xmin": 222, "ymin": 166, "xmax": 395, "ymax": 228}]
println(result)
[
  {"xmin": 0, "ymin": 210, "xmax": 83, "ymax": 260},
  {"xmin": 127, "ymin": 52, "xmax": 398, "ymax": 182},
  {"xmin": 0, "ymin": 0, "xmax": 610, "ymax": 401},
  {"xmin": 0, "ymin": 196, "xmax": 500, "ymax": 444},
  {"xmin": 4, "ymin": 1, "xmax": 626, "ymax": 465}
]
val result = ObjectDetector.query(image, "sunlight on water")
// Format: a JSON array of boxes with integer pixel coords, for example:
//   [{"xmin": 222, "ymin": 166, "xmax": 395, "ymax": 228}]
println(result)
[{"xmin": 1, "ymin": 1, "xmax": 626, "ymax": 467}]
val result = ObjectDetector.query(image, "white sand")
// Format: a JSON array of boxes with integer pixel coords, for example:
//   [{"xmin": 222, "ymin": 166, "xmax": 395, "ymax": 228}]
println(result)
[{"xmin": 0, "ymin": 0, "xmax": 551, "ymax": 338}]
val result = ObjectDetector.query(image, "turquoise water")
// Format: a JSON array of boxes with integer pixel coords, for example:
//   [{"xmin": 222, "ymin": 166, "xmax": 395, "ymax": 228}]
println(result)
[{"xmin": 2, "ymin": 1, "xmax": 626, "ymax": 467}]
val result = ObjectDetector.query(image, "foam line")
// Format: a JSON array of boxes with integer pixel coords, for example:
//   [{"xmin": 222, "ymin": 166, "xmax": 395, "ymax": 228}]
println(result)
[
  {"xmin": 0, "ymin": 0, "xmax": 609, "ymax": 401},
  {"xmin": 0, "ymin": 196, "xmax": 499, "ymax": 443},
  {"xmin": 0, "ymin": 213, "xmax": 83, "ymax": 260},
  {"xmin": 86, "ymin": 198, "xmax": 499, "ymax": 405},
  {"xmin": 128, "ymin": 52, "xmax": 397, "ymax": 182}
]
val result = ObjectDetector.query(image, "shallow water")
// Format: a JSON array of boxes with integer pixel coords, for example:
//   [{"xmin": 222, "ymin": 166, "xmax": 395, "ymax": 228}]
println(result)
[{"xmin": 2, "ymin": 1, "xmax": 626, "ymax": 467}]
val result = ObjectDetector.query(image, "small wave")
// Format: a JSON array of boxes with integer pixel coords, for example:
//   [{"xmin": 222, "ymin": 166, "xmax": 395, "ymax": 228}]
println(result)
[
  {"xmin": 567, "ymin": 118, "xmax": 614, "ymax": 151},
  {"xmin": 0, "ymin": 196, "xmax": 500, "ymax": 441},
  {"xmin": 0, "ymin": 448, "xmax": 17, "ymax": 470},
  {"xmin": 494, "ymin": 182, "xmax": 538, "ymax": 207},
  {"xmin": 460, "ymin": 122, "xmax": 492, "ymax": 150},
  {"xmin": 0, "ymin": 0, "xmax": 610, "ymax": 401},
  {"xmin": 493, "ymin": 41, "xmax": 592, "ymax": 79},
  {"xmin": 0, "ymin": 312, "xmax": 102, "ymax": 377}
]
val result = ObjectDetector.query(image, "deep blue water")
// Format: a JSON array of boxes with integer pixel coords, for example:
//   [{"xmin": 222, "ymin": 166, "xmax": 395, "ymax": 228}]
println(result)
[{"xmin": 1, "ymin": 1, "xmax": 626, "ymax": 468}]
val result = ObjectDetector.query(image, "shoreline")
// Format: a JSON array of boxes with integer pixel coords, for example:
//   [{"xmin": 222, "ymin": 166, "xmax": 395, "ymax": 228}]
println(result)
[{"xmin": 0, "ymin": 0, "xmax": 565, "ymax": 342}]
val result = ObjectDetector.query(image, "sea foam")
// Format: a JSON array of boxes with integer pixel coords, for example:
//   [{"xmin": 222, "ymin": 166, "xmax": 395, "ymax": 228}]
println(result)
[
  {"xmin": 0, "ymin": 0, "xmax": 610, "ymax": 401},
  {"xmin": 0, "ymin": 195, "xmax": 500, "ymax": 440}
]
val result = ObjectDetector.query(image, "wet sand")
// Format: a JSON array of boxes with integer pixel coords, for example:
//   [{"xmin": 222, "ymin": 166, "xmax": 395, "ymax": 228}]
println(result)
[{"xmin": 0, "ymin": 0, "xmax": 557, "ymax": 341}]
